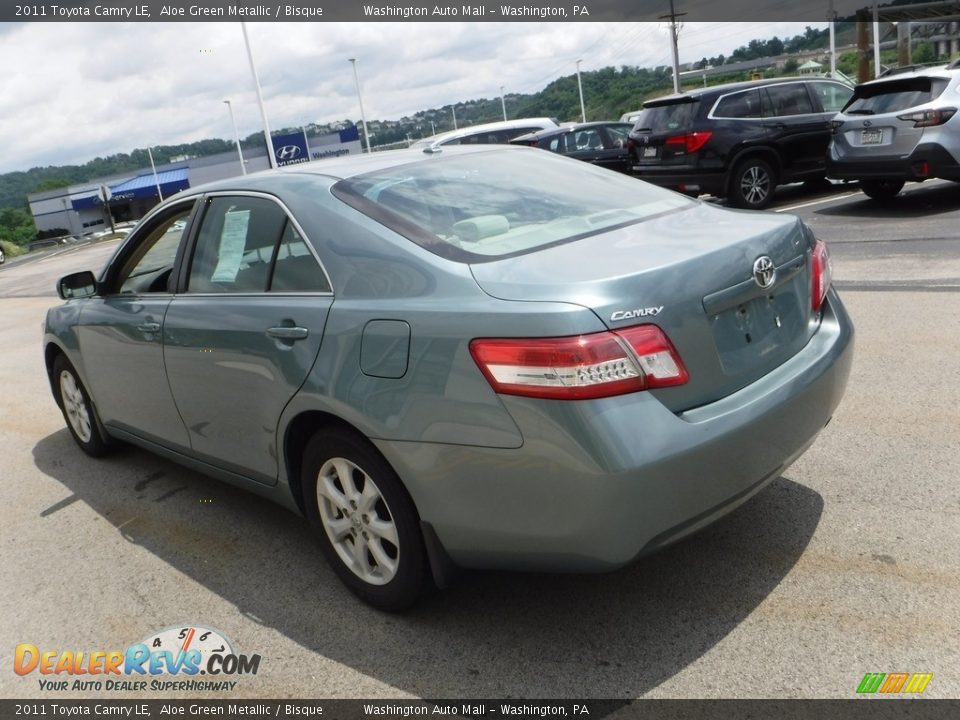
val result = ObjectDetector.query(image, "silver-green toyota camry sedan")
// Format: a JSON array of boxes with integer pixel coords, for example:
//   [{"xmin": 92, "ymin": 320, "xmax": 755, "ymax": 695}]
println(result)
[{"xmin": 44, "ymin": 145, "xmax": 853, "ymax": 610}]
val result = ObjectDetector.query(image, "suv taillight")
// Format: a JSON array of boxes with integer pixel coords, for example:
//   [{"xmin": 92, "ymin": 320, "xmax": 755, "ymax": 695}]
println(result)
[
  {"xmin": 897, "ymin": 107, "xmax": 956, "ymax": 127},
  {"xmin": 469, "ymin": 325, "xmax": 688, "ymax": 400},
  {"xmin": 811, "ymin": 239, "xmax": 832, "ymax": 313},
  {"xmin": 665, "ymin": 131, "xmax": 713, "ymax": 153}
]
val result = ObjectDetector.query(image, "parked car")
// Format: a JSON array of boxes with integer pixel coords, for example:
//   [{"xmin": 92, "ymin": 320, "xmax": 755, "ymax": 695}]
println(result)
[
  {"xmin": 45, "ymin": 146, "xmax": 852, "ymax": 610},
  {"xmin": 620, "ymin": 109, "xmax": 644, "ymax": 124},
  {"xmin": 628, "ymin": 77, "xmax": 853, "ymax": 208},
  {"xmin": 409, "ymin": 118, "xmax": 559, "ymax": 150},
  {"xmin": 827, "ymin": 60, "xmax": 960, "ymax": 200},
  {"xmin": 509, "ymin": 121, "xmax": 636, "ymax": 173},
  {"xmin": 0, "ymin": 246, "xmax": 5, "ymax": 264}
]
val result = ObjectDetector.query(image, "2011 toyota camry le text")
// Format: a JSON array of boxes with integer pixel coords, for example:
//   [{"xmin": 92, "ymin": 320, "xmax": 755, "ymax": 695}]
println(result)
[{"xmin": 43, "ymin": 146, "xmax": 853, "ymax": 610}]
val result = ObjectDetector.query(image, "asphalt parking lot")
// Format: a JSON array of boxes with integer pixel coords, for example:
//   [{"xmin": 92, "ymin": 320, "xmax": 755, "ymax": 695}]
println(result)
[{"xmin": 1, "ymin": 179, "xmax": 958, "ymax": 700}]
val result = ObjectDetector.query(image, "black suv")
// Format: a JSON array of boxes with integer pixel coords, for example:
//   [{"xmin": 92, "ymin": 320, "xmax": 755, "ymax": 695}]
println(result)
[{"xmin": 628, "ymin": 77, "xmax": 853, "ymax": 209}]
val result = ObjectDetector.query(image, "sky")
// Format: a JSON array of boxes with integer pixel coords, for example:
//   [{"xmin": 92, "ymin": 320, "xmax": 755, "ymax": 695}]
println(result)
[{"xmin": 0, "ymin": 21, "xmax": 826, "ymax": 175}]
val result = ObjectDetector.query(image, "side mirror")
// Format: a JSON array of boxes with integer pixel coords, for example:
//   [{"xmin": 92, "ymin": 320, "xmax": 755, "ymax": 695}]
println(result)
[{"xmin": 57, "ymin": 271, "xmax": 98, "ymax": 300}]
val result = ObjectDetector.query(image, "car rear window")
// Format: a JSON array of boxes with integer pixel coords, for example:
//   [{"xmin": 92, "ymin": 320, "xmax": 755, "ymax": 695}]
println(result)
[
  {"xmin": 331, "ymin": 149, "xmax": 691, "ymax": 263},
  {"xmin": 633, "ymin": 100, "xmax": 696, "ymax": 133},
  {"xmin": 843, "ymin": 77, "xmax": 950, "ymax": 114}
]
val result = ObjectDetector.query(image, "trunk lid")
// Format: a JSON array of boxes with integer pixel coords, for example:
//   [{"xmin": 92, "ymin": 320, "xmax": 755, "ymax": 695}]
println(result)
[{"xmin": 470, "ymin": 202, "xmax": 817, "ymax": 412}]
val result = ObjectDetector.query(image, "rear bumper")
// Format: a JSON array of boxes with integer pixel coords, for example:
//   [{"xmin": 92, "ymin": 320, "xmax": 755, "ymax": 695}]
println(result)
[
  {"xmin": 827, "ymin": 142, "xmax": 960, "ymax": 181},
  {"xmin": 631, "ymin": 166, "xmax": 727, "ymax": 196},
  {"xmin": 376, "ymin": 292, "xmax": 854, "ymax": 572}
]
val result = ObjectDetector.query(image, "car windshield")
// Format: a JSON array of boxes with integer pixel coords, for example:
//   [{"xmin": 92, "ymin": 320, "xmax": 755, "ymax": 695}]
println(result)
[
  {"xmin": 331, "ymin": 149, "xmax": 691, "ymax": 262},
  {"xmin": 843, "ymin": 76, "xmax": 950, "ymax": 114}
]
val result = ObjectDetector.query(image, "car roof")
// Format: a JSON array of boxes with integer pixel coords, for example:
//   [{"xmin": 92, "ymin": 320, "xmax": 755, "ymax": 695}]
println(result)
[
  {"xmin": 643, "ymin": 76, "xmax": 829, "ymax": 106},
  {"xmin": 512, "ymin": 121, "xmax": 631, "ymax": 141}
]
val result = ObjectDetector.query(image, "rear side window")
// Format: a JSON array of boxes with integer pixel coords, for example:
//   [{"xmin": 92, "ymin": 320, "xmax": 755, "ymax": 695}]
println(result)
[
  {"xmin": 633, "ymin": 101, "xmax": 696, "ymax": 133},
  {"xmin": 763, "ymin": 84, "xmax": 815, "ymax": 116},
  {"xmin": 187, "ymin": 196, "xmax": 328, "ymax": 294},
  {"xmin": 713, "ymin": 90, "xmax": 763, "ymax": 118},
  {"xmin": 843, "ymin": 77, "xmax": 950, "ymax": 114}
]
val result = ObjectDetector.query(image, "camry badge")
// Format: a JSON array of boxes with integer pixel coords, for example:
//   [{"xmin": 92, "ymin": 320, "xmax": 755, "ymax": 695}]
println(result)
[
  {"xmin": 752, "ymin": 256, "xmax": 776, "ymax": 289},
  {"xmin": 610, "ymin": 306, "xmax": 664, "ymax": 321}
]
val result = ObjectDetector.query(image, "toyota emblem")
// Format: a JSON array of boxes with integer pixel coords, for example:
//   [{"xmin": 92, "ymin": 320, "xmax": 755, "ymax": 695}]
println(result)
[{"xmin": 752, "ymin": 256, "xmax": 776, "ymax": 289}]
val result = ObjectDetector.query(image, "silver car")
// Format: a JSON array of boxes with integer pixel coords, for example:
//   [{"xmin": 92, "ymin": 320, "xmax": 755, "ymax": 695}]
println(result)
[
  {"xmin": 44, "ymin": 146, "xmax": 853, "ymax": 610},
  {"xmin": 827, "ymin": 59, "xmax": 960, "ymax": 199}
]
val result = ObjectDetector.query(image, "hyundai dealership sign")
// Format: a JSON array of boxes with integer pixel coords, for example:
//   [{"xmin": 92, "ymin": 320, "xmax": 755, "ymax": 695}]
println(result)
[{"xmin": 272, "ymin": 132, "xmax": 310, "ymax": 167}]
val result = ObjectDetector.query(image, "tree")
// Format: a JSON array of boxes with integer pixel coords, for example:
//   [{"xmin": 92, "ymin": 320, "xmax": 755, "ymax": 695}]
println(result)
[{"xmin": 913, "ymin": 43, "xmax": 936, "ymax": 64}]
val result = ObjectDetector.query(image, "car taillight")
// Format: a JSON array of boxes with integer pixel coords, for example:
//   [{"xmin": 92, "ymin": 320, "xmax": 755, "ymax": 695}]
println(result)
[
  {"xmin": 829, "ymin": 120, "xmax": 844, "ymax": 133},
  {"xmin": 665, "ymin": 131, "xmax": 713, "ymax": 153},
  {"xmin": 896, "ymin": 107, "xmax": 956, "ymax": 127},
  {"xmin": 469, "ymin": 325, "xmax": 688, "ymax": 400},
  {"xmin": 811, "ymin": 239, "xmax": 832, "ymax": 313}
]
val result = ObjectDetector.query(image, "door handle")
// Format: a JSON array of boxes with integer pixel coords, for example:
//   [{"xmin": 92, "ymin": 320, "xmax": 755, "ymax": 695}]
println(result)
[
  {"xmin": 266, "ymin": 326, "xmax": 309, "ymax": 341},
  {"xmin": 137, "ymin": 322, "xmax": 161, "ymax": 334}
]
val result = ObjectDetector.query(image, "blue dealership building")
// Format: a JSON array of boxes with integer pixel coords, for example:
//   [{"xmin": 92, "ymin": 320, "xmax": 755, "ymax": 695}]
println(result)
[{"xmin": 28, "ymin": 126, "xmax": 362, "ymax": 236}]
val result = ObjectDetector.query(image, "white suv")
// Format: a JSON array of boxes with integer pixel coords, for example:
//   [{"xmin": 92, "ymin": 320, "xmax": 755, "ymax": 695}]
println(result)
[
  {"xmin": 827, "ymin": 59, "xmax": 960, "ymax": 200},
  {"xmin": 410, "ymin": 118, "xmax": 558, "ymax": 150}
]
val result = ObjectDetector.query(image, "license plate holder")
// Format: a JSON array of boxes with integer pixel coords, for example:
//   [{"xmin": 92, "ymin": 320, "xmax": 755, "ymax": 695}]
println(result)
[
  {"xmin": 860, "ymin": 128, "xmax": 883, "ymax": 145},
  {"xmin": 642, "ymin": 146, "xmax": 658, "ymax": 159}
]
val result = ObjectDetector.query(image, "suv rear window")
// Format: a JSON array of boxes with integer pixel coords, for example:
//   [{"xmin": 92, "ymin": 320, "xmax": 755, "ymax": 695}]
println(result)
[
  {"xmin": 633, "ymin": 100, "xmax": 696, "ymax": 133},
  {"xmin": 843, "ymin": 77, "xmax": 950, "ymax": 114}
]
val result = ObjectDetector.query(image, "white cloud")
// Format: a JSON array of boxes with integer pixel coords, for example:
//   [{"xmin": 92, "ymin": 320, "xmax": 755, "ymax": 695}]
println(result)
[{"xmin": 0, "ymin": 21, "xmax": 824, "ymax": 174}]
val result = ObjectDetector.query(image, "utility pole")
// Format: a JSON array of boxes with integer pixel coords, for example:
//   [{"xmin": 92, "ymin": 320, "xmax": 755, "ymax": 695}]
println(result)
[
  {"xmin": 897, "ymin": 21, "xmax": 912, "ymax": 66},
  {"xmin": 828, "ymin": 0, "xmax": 837, "ymax": 77},
  {"xmin": 659, "ymin": 0, "xmax": 686, "ymax": 94},
  {"xmin": 576, "ymin": 59, "xmax": 586, "ymax": 123},
  {"xmin": 452, "ymin": 106, "xmax": 457, "ymax": 130},
  {"xmin": 873, "ymin": 1, "xmax": 882, "ymax": 78},
  {"xmin": 500, "ymin": 86, "xmax": 507, "ymax": 121}
]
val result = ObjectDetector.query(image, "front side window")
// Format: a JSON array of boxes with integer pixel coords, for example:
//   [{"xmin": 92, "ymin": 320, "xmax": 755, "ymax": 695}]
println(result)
[
  {"xmin": 187, "ymin": 196, "xmax": 328, "ymax": 294},
  {"xmin": 115, "ymin": 205, "xmax": 194, "ymax": 294},
  {"xmin": 603, "ymin": 124, "xmax": 632, "ymax": 147},
  {"xmin": 809, "ymin": 81, "xmax": 853, "ymax": 112}
]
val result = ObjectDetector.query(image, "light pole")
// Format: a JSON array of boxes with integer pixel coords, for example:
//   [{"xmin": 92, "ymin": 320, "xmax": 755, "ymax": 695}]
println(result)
[
  {"xmin": 348, "ymin": 58, "xmax": 372, "ymax": 153},
  {"xmin": 147, "ymin": 147, "xmax": 164, "ymax": 201},
  {"xmin": 223, "ymin": 100, "xmax": 247, "ymax": 175},
  {"xmin": 576, "ymin": 59, "xmax": 586, "ymax": 123},
  {"xmin": 500, "ymin": 86, "xmax": 507, "ymax": 121},
  {"xmin": 241, "ymin": 22, "xmax": 277, "ymax": 169}
]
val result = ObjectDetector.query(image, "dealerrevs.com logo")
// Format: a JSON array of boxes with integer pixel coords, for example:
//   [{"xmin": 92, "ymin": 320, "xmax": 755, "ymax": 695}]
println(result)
[
  {"xmin": 856, "ymin": 672, "xmax": 933, "ymax": 696},
  {"xmin": 14, "ymin": 625, "xmax": 261, "ymax": 692}
]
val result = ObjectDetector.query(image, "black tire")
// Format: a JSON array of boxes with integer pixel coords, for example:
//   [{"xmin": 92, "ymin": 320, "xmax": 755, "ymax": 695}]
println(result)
[
  {"xmin": 52, "ymin": 354, "xmax": 112, "ymax": 457},
  {"xmin": 301, "ymin": 427, "xmax": 427, "ymax": 611},
  {"xmin": 728, "ymin": 157, "xmax": 777, "ymax": 209},
  {"xmin": 859, "ymin": 178, "xmax": 905, "ymax": 201}
]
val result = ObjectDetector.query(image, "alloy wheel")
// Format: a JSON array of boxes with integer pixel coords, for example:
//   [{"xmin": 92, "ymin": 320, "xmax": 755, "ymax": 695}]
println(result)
[
  {"xmin": 315, "ymin": 457, "xmax": 400, "ymax": 585},
  {"xmin": 59, "ymin": 370, "xmax": 92, "ymax": 443}
]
